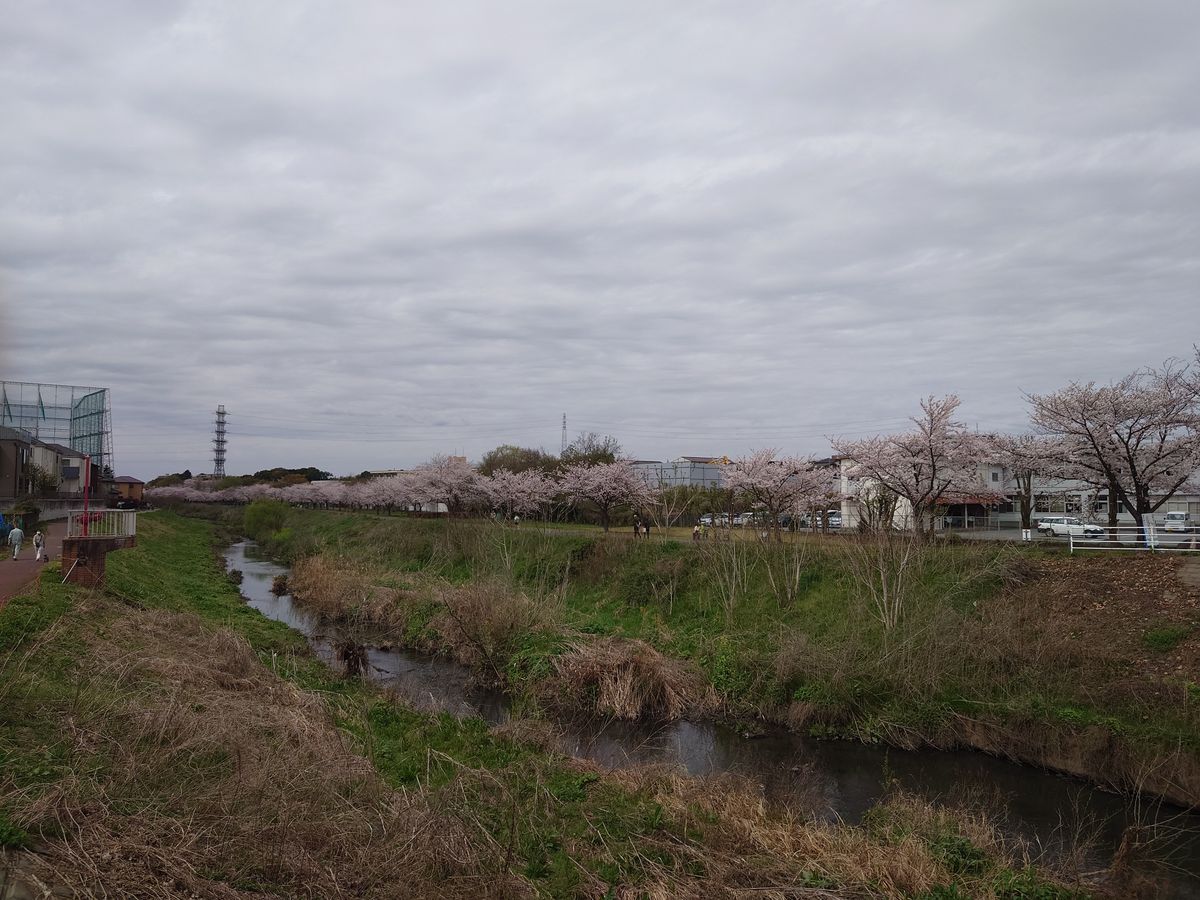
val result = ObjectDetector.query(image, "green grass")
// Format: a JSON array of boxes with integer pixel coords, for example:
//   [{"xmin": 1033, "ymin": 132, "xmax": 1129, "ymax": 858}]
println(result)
[
  {"xmin": 1142, "ymin": 622, "xmax": 1195, "ymax": 652},
  {"xmin": 98, "ymin": 513, "xmax": 712, "ymax": 894},
  {"xmin": 0, "ymin": 568, "xmax": 95, "ymax": 812},
  {"xmin": 0, "ymin": 509, "xmax": 1091, "ymax": 897},
  {"xmin": 220, "ymin": 504, "xmax": 1200, "ymax": 771}
]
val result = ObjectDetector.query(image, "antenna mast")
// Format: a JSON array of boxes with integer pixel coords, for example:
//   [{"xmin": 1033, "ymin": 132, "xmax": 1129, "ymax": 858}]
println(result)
[{"xmin": 213, "ymin": 405, "xmax": 228, "ymax": 477}]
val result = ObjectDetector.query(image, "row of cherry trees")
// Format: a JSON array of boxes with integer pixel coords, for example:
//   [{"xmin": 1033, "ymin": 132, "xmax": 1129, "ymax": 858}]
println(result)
[
  {"xmin": 148, "ymin": 451, "xmax": 842, "ymax": 538},
  {"xmin": 832, "ymin": 351, "xmax": 1200, "ymax": 537},
  {"xmin": 148, "ymin": 352, "xmax": 1199, "ymax": 540}
]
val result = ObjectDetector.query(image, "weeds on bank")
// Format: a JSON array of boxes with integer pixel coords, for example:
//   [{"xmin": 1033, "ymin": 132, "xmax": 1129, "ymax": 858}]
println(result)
[
  {"xmin": 258, "ymin": 506, "xmax": 1199, "ymax": 760},
  {"xmin": 2, "ymin": 511, "xmax": 1102, "ymax": 897}
]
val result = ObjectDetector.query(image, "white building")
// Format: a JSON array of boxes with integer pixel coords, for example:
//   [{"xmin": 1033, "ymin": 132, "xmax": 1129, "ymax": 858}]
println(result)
[
  {"xmin": 838, "ymin": 456, "xmax": 1200, "ymax": 531},
  {"xmin": 630, "ymin": 456, "xmax": 729, "ymax": 489}
]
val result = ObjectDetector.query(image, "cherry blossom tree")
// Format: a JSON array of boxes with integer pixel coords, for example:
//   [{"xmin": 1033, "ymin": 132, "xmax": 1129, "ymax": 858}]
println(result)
[
  {"xmin": 482, "ymin": 468, "xmax": 555, "ymax": 520},
  {"xmin": 986, "ymin": 434, "xmax": 1065, "ymax": 535},
  {"xmin": 559, "ymin": 461, "xmax": 650, "ymax": 532},
  {"xmin": 1027, "ymin": 354, "xmax": 1200, "ymax": 535},
  {"xmin": 722, "ymin": 450, "xmax": 831, "ymax": 542},
  {"xmin": 833, "ymin": 395, "xmax": 989, "ymax": 537},
  {"xmin": 409, "ymin": 455, "xmax": 483, "ymax": 516}
]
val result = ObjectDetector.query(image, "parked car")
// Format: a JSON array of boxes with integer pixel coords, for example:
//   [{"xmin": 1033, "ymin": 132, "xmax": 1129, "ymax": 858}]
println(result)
[
  {"xmin": 1048, "ymin": 517, "xmax": 1104, "ymax": 538},
  {"xmin": 699, "ymin": 513, "xmax": 715, "ymax": 526},
  {"xmin": 798, "ymin": 512, "xmax": 843, "ymax": 530},
  {"xmin": 1036, "ymin": 516, "xmax": 1067, "ymax": 535},
  {"xmin": 1164, "ymin": 511, "xmax": 1194, "ymax": 532}
]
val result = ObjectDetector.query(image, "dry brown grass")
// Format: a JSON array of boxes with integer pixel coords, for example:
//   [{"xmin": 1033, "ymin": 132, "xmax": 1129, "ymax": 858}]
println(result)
[
  {"xmin": 1, "ymin": 599, "xmax": 531, "ymax": 899},
  {"xmin": 546, "ymin": 637, "xmax": 708, "ymax": 720},
  {"xmin": 432, "ymin": 581, "xmax": 544, "ymax": 682},
  {"xmin": 611, "ymin": 767, "xmax": 1078, "ymax": 900},
  {"xmin": 287, "ymin": 555, "xmax": 408, "ymax": 628}
]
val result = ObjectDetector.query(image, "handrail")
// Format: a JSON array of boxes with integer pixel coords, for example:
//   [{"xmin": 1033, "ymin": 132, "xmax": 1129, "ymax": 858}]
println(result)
[{"xmin": 66, "ymin": 508, "xmax": 137, "ymax": 539}]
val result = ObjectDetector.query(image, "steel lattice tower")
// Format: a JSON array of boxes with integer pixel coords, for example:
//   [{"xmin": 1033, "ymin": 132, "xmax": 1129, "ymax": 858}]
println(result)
[{"xmin": 213, "ymin": 405, "xmax": 227, "ymax": 477}]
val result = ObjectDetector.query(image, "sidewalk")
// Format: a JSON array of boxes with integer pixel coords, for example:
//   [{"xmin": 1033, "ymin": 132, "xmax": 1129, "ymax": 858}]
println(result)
[{"xmin": 0, "ymin": 520, "xmax": 66, "ymax": 611}]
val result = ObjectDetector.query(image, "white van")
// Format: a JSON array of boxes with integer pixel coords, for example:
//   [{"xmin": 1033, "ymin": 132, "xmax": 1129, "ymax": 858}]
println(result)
[{"xmin": 1164, "ymin": 511, "xmax": 1193, "ymax": 532}]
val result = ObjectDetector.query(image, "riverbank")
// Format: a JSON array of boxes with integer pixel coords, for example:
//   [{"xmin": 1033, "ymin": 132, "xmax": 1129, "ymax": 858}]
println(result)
[
  {"xmin": 0, "ymin": 511, "xmax": 1100, "ymax": 897},
  {"xmin": 228, "ymin": 502, "xmax": 1200, "ymax": 808}
]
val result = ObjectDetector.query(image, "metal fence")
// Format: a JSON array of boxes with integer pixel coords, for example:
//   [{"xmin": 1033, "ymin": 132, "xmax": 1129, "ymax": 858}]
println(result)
[
  {"xmin": 1068, "ymin": 522, "xmax": 1200, "ymax": 553},
  {"xmin": 936, "ymin": 516, "xmax": 1004, "ymax": 531},
  {"xmin": 67, "ymin": 508, "xmax": 137, "ymax": 539}
]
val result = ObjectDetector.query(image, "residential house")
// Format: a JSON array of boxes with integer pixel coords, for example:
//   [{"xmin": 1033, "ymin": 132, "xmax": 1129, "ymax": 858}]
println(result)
[
  {"xmin": 113, "ymin": 475, "xmax": 145, "ymax": 503},
  {"xmin": 36, "ymin": 441, "xmax": 89, "ymax": 495},
  {"xmin": 0, "ymin": 426, "xmax": 34, "ymax": 499}
]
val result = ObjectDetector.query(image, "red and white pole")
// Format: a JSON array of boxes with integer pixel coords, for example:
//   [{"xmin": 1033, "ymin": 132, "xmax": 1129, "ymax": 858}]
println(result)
[{"xmin": 82, "ymin": 455, "xmax": 91, "ymax": 537}]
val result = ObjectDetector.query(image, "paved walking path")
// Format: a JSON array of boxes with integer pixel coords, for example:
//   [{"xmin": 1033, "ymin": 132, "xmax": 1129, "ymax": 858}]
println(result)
[{"xmin": 0, "ymin": 520, "xmax": 66, "ymax": 611}]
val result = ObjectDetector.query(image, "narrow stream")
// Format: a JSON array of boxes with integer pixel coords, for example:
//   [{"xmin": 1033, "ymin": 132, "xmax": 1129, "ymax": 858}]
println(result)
[{"xmin": 227, "ymin": 541, "xmax": 1200, "ymax": 896}]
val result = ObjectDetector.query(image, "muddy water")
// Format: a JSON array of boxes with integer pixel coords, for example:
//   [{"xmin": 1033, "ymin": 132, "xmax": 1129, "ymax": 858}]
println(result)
[{"xmin": 226, "ymin": 541, "xmax": 1200, "ymax": 896}]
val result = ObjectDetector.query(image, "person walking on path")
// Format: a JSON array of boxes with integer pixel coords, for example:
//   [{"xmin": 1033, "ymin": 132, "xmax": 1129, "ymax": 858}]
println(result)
[
  {"xmin": 33, "ymin": 531, "xmax": 45, "ymax": 562},
  {"xmin": 643, "ymin": 521, "xmax": 651, "ymax": 539},
  {"xmin": 8, "ymin": 525, "xmax": 24, "ymax": 561}
]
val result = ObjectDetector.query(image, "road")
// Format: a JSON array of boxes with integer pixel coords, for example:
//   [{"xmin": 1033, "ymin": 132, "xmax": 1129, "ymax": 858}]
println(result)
[{"xmin": 0, "ymin": 520, "xmax": 65, "ymax": 610}]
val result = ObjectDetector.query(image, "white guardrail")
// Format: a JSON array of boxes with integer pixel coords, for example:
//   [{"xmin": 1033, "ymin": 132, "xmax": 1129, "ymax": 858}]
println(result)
[
  {"xmin": 66, "ymin": 508, "xmax": 137, "ymax": 539},
  {"xmin": 1068, "ymin": 522, "xmax": 1200, "ymax": 553}
]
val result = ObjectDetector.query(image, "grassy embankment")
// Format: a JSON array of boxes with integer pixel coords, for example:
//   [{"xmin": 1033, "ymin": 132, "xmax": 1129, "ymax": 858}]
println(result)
[
  {"xmin": 234, "ymin": 503, "xmax": 1200, "ymax": 806},
  {"xmin": 0, "ymin": 511, "xmax": 1090, "ymax": 897}
]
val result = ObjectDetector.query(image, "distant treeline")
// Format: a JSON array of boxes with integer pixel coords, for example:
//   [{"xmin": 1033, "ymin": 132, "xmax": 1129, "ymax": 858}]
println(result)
[{"xmin": 148, "ymin": 467, "xmax": 333, "ymax": 490}]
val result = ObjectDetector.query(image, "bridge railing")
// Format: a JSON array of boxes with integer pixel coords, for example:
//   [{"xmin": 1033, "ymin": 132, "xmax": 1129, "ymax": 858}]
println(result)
[{"xmin": 67, "ymin": 509, "xmax": 137, "ymax": 539}]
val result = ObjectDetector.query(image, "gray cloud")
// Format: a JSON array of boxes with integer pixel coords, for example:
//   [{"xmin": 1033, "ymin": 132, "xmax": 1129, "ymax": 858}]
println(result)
[{"xmin": 2, "ymin": 0, "xmax": 1198, "ymax": 477}]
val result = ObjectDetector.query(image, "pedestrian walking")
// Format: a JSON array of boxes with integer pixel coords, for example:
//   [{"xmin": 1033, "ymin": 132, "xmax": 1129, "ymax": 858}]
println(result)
[
  {"xmin": 643, "ymin": 521, "xmax": 651, "ymax": 539},
  {"xmin": 8, "ymin": 525, "xmax": 25, "ymax": 560},
  {"xmin": 633, "ymin": 519, "xmax": 641, "ymax": 538},
  {"xmin": 692, "ymin": 524, "xmax": 701, "ymax": 541},
  {"xmin": 33, "ymin": 530, "xmax": 45, "ymax": 562}
]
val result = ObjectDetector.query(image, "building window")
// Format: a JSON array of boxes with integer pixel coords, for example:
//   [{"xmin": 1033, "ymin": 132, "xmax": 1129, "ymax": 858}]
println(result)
[
  {"xmin": 991, "ymin": 472, "xmax": 999, "ymax": 482},
  {"xmin": 1035, "ymin": 494, "xmax": 1067, "ymax": 514}
]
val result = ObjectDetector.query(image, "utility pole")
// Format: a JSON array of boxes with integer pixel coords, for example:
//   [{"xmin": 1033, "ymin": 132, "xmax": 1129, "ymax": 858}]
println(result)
[
  {"xmin": 561, "ymin": 413, "xmax": 567, "ymax": 454},
  {"xmin": 213, "ymin": 405, "xmax": 227, "ymax": 477}
]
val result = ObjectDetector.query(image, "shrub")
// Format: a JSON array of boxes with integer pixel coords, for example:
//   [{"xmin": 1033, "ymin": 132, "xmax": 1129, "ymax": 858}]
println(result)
[
  {"xmin": 433, "ymin": 581, "xmax": 543, "ymax": 681},
  {"xmin": 243, "ymin": 499, "xmax": 288, "ymax": 540}
]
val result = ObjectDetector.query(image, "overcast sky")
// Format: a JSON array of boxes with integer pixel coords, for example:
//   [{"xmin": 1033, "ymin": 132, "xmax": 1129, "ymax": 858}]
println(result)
[{"xmin": 2, "ymin": 1, "xmax": 1198, "ymax": 479}]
